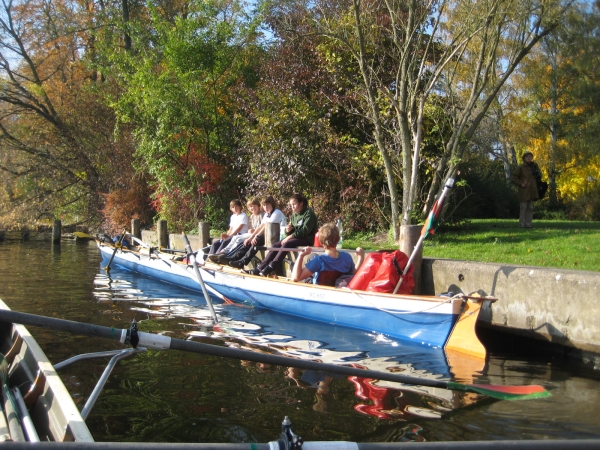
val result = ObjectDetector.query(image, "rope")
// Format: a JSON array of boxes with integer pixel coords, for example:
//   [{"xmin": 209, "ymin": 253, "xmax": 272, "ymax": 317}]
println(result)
[{"xmin": 342, "ymin": 288, "xmax": 462, "ymax": 316}]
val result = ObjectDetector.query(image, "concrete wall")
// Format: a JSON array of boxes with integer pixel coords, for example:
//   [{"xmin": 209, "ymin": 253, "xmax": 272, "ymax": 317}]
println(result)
[{"xmin": 421, "ymin": 258, "xmax": 600, "ymax": 356}]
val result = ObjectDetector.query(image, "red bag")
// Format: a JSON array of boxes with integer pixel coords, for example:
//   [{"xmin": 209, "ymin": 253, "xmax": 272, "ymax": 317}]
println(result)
[
  {"xmin": 347, "ymin": 253, "xmax": 383, "ymax": 291},
  {"xmin": 367, "ymin": 250, "xmax": 414, "ymax": 294}
]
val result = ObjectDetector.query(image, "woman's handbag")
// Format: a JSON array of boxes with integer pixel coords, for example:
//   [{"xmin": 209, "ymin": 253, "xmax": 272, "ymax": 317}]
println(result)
[{"xmin": 536, "ymin": 179, "xmax": 549, "ymax": 200}]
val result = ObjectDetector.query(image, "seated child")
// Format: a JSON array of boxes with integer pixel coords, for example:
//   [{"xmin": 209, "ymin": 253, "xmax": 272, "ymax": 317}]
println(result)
[
  {"xmin": 291, "ymin": 222, "xmax": 364, "ymax": 286},
  {"xmin": 226, "ymin": 195, "xmax": 286, "ymax": 267},
  {"xmin": 208, "ymin": 198, "xmax": 262, "ymax": 262},
  {"xmin": 206, "ymin": 199, "xmax": 248, "ymax": 257}
]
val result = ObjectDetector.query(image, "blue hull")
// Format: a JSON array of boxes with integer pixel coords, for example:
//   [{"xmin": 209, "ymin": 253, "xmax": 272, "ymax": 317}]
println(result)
[
  {"xmin": 100, "ymin": 247, "xmax": 461, "ymax": 349},
  {"xmin": 205, "ymin": 280, "xmax": 455, "ymax": 349}
]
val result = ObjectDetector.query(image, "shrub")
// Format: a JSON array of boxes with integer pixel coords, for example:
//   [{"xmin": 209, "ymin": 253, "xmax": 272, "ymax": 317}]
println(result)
[{"xmin": 101, "ymin": 179, "xmax": 155, "ymax": 235}]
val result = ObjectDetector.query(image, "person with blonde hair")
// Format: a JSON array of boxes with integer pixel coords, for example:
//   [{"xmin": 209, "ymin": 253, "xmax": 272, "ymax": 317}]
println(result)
[{"xmin": 292, "ymin": 222, "xmax": 365, "ymax": 286}]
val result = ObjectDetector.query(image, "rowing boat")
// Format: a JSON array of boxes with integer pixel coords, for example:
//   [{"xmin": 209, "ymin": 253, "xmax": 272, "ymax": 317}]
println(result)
[
  {"xmin": 0, "ymin": 299, "xmax": 94, "ymax": 442},
  {"xmin": 96, "ymin": 237, "xmax": 494, "ymax": 358}
]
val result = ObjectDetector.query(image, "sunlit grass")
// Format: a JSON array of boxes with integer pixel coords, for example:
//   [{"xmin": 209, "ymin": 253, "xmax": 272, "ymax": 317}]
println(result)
[{"xmin": 347, "ymin": 220, "xmax": 600, "ymax": 272}]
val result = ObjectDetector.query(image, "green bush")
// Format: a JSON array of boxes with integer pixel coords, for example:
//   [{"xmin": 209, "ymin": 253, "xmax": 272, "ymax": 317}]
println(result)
[{"xmin": 446, "ymin": 158, "xmax": 518, "ymax": 221}]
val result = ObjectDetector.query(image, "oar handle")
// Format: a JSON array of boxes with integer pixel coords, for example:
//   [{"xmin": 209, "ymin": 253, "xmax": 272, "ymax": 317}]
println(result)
[{"xmin": 158, "ymin": 247, "xmax": 187, "ymax": 254}]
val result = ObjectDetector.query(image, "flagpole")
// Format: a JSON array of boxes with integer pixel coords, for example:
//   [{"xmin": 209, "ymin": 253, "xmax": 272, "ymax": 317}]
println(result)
[{"xmin": 393, "ymin": 177, "xmax": 455, "ymax": 294}]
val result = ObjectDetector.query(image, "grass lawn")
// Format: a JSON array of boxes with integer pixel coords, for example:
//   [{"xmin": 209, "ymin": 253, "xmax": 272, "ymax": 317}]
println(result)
[{"xmin": 345, "ymin": 219, "xmax": 600, "ymax": 272}]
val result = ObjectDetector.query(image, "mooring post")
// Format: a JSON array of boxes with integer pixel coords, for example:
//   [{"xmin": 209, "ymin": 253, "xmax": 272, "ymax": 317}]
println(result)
[
  {"xmin": 400, "ymin": 224, "xmax": 422, "ymax": 293},
  {"xmin": 52, "ymin": 220, "xmax": 61, "ymax": 244},
  {"xmin": 265, "ymin": 222, "xmax": 280, "ymax": 248},
  {"xmin": 198, "ymin": 222, "xmax": 210, "ymax": 248},
  {"xmin": 131, "ymin": 219, "xmax": 141, "ymax": 240},
  {"xmin": 264, "ymin": 223, "xmax": 287, "ymax": 275},
  {"xmin": 157, "ymin": 220, "xmax": 169, "ymax": 249}
]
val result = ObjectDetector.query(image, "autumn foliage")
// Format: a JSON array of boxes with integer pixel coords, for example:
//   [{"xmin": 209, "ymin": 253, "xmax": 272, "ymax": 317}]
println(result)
[
  {"xmin": 149, "ymin": 146, "xmax": 226, "ymax": 231},
  {"xmin": 101, "ymin": 179, "xmax": 155, "ymax": 235}
]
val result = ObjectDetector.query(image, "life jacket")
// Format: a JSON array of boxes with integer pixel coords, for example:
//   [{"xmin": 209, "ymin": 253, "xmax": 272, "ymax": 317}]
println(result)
[{"xmin": 315, "ymin": 270, "xmax": 343, "ymax": 287}]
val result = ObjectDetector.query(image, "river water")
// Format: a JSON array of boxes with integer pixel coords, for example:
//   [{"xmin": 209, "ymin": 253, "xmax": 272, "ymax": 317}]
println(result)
[{"xmin": 1, "ymin": 239, "xmax": 600, "ymax": 444}]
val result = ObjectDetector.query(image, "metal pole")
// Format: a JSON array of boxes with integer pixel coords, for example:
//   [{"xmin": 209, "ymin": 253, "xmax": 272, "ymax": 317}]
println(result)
[{"xmin": 182, "ymin": 233, "xmax": 218, "ymax": 324}]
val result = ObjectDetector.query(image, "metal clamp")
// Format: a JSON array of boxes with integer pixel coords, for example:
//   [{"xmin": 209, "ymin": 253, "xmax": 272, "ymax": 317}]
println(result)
[
  {"xmin": 123, "ymin": 319, "xmax": 140, "ymax": 348},
  {"xmin": 277, "ymin": 416, "xmax": 303, "ymax": 450}
]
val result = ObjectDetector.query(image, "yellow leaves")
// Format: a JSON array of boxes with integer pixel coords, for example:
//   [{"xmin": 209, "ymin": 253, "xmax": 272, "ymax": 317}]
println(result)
[{"xmin": 558, "ymin": 155, "xmax": 600, "ymax": 201}]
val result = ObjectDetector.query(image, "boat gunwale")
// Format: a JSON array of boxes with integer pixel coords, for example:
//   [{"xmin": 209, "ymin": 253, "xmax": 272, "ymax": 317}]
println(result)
[{"xmin": 100, "ymin": 242, "xmax": 456, "ymax": 305}]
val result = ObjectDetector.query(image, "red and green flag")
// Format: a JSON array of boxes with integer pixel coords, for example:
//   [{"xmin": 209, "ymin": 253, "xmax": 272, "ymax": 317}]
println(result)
[
  {"xmin": 422, "ymin": 178, "xmax": 454, "ymax": 239},
  {"xmin": 422, "ymin": 198, "xmax": 443, "ymax": 238}
]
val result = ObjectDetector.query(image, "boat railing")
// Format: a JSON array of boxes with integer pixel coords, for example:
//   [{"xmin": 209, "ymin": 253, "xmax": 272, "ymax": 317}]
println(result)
[{"xmin": 55, "ymin": 348, "xmax": 146, "ymax": 420}]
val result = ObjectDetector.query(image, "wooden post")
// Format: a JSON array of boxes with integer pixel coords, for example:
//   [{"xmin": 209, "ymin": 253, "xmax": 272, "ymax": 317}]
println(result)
[
  {"xmin": 265, "ymin": 222, "xmax": 280, "ymax": 247},
  {"xmin": 52, "ymin": 220, "xmax": 61, "ymax": 244},
  {"xmin": 265, "ymin": 223, "xmax": 289, "ymax": 276},
  {"xmin": 131, "ymin": 219, "xmax": 141, "ymax": 240},
  {"xmin": 198, "ymin": 222, "xmax": 210, "ymax": 248},
  {"xmin": 157, "ymin": 220, "xmax": 169, "ymax": 248},
  {"xmin": 400, "ymin": 224, "xmax": 422, "ymax": 293}
]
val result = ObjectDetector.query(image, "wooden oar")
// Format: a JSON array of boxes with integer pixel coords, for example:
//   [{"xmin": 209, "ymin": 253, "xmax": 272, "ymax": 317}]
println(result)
[
  {"xmin": 0, "ymin": 310, "xmax": 550, "ymax": 401},
  {"xmin": 104, "ymin": 230, "xmax": 128, "ymax": 272},
  {"xmin": 182, "ymin": 233, "xmax": 219, "ymax": 324}
]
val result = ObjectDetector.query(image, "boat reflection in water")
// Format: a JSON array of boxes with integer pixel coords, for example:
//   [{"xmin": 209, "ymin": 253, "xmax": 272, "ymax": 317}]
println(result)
[{"xmin": 93, "ymin": 265, "xmax": 485, "ymax": 422}]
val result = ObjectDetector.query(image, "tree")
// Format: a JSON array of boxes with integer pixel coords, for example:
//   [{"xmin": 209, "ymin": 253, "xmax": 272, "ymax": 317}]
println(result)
[
  {"xmin": 264, "ymin": 0, "xmax": 572, "ymax": 238},
  {"xmin": 0, "ymin": 0, "xmax": 136, "ymax": 226},
  {"xmin": 102, "ymin": 0, "xmax": 259, "ymax": 230},
  {"xmin": 234, "ymin": 19, "xmax": 388, "ymax": 229},
  {"xmin": 503, "ymin": 1, "xmax": 600, "ymax": 211}
]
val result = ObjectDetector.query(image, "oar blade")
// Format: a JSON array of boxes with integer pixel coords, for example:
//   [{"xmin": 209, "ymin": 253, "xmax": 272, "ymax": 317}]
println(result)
[
  {"xmin": 447, "ymin": 381, "xmax": 551, "ymax": 400},
  {"xmin": 74, "ymin": 232, "xmax": 94, "ymax": 239}
]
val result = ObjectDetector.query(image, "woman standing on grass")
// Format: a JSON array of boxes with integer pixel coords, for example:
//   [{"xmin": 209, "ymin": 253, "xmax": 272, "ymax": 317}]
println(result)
[{"xmin": 511, "ymin": 151, "xmax": 540, "ymax": 228}]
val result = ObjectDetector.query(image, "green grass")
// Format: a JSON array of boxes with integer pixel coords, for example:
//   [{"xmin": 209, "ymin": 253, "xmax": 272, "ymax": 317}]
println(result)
[{"xmin": 345, "ymin": 220, "xmax": 600, "ymax": 272}]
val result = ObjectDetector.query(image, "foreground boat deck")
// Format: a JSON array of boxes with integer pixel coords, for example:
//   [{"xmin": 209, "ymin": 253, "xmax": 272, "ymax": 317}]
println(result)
[{"xmin": 0, "ymin": 300, "xmax": 94, "ymax": 442}]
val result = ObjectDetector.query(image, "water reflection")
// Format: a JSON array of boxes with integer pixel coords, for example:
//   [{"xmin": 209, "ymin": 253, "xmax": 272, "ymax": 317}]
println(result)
[{"xmin": 93, "ymin": 263, "xmax": 485, "ymax": 421}]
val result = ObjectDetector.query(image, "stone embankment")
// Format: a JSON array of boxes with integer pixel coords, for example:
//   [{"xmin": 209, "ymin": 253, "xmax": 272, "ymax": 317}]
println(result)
[{"xmin": 421, "ymin": 258, "xmax": 600, "ymax": 367}]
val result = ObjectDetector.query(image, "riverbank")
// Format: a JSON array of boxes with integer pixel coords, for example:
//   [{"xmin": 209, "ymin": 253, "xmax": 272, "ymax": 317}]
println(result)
[{"xmin": 345, "ymin": 219, "xmax": 600, "ymax": 272}]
